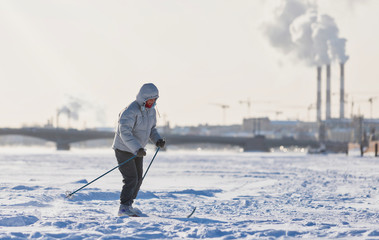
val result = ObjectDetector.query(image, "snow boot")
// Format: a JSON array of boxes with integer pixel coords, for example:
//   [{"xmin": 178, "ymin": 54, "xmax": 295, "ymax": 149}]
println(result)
[
  {"xmin": 118, "ymin": 204, "xmax": 139, "ymax": 217},
  {"xmin": 131, "ymin": 206, "xmax": 142, "ymax": 215}
]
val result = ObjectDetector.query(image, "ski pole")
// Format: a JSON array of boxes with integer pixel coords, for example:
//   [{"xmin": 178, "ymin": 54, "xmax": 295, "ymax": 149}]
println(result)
[
  {"xmin": 65, "ymin": 154, "xmax": 137, "ymax": 198},
  {"xmin": 142, "ymin": 147, "xmax": 160, "ymax": 180},
  {"xmin": 131, "ymin": 147, "xmax": 160, "ymax": 198}
]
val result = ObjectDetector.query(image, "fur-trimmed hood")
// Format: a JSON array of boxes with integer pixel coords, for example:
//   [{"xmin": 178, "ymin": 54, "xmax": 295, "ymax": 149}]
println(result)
[{"xmin": 136, "ymin": 83, "xmax": 159, "ymax": 106}]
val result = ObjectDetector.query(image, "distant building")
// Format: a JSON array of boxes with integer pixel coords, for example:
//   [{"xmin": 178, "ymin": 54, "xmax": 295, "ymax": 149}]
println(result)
[
  {"xmin": 161, "ymin": 116, "xmax": 379, "ymax": 144},
  {"xmin": 242, "ymin": 117, "xmax": 318, "ymax": 141}
]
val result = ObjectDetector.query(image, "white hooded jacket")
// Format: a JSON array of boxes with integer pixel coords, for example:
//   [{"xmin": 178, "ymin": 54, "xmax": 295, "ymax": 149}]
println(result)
[{"xmin": 112, "ymin": 83, "xmax": 161, "ymax": 154}]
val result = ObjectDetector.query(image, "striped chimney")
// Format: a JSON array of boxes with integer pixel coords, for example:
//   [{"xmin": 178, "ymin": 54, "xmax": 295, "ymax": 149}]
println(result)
[
  {"xmin": 340, "ymin": 63, "xmax": 345, "ymax": 119},
  {"xmin": 326, "ymin": 64, "xmax": 331, "ymax": 120},
  {"xmin": 317, "ymin": 66, "xmax": 322, "ymax": 123}
]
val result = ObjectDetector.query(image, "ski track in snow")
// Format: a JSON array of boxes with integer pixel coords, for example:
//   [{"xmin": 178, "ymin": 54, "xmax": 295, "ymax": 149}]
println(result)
[{"xmin": 0, "ymin": 148, "xmax": 378, "ymax": 239}]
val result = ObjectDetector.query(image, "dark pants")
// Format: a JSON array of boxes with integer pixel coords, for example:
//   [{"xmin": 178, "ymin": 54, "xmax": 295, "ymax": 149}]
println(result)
[{"xmin": 114, "ymin": 149, "xmax": 143, "ymax": 206}]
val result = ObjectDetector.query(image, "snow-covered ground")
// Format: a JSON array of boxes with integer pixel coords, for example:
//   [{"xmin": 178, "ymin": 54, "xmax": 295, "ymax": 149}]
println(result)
[{"xmin": 0, "ymin": 146, "xmax": 378, "ymax": 239}]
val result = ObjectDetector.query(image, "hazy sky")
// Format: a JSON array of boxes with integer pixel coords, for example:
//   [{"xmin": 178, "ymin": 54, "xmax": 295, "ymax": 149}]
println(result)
[{"xmin": 1, "ymin": 0, "xmax": 378, "ymax": 128}]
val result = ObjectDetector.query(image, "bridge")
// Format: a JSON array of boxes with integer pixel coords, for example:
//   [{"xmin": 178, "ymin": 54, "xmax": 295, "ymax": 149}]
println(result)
[
  {"xmin": 0, "ymin": 127, "xmax": 339, "ymax": 152},
  {"xmin": 0, "ymin": 128, "xmax": 114, "ymax": 150}
]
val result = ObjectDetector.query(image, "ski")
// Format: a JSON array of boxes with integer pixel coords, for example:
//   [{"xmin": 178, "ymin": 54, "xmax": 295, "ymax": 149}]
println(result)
[
  {"xmin": 187, "ymin": 207, "xmax": 196, "ymax": 218},
  {"xmin": 119, "ymin": 215, "xmax": 140, "ymax": 218},
  {"xmin": 153, "ymin": 207, "xmax": 197, "ymax": 219},
  {"xmin": 118, "ymin": 207, "xmax": 196, "ymax": 218},
  {"xmin": 119, "ymin": 213, "xmax": 141, "ymax": 218}
]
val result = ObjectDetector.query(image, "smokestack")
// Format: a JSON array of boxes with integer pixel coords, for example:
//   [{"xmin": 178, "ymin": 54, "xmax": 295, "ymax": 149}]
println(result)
[
  {"xmin": 326, "ymin": 64, "xmax": 331, "ymax": 120},
  {"xmin": 340, "ymin": 62, "xmax": 345, "ymax": 119},
  {"xmin": 56, "ymin": 110, "xmax": 59, "ymax": 128},
  {"xmin": 317, "ymin": 66, "xmax": 322, "ymax": 123}
]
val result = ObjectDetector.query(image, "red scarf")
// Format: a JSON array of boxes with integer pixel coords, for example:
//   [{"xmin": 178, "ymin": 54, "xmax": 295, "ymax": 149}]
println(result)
[{"xmin": 145, "ymin": 101, "xmax": 154, "ymax": 108}]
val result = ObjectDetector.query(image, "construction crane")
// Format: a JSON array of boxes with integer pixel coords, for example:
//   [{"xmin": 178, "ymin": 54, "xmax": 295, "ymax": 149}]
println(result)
[
  {"xmin": 211, "ymin": 103, "xmax": 230, "ymax": 125},
  {"xmin": 239, "ymin": 99, "xmax": 275, "ymax": 118},
  {"xmin": 307, "ymin": 103, "xmax": 316, "ymax": 122},
  {"xmin": 351, "ymin": 96, "xmax": 378, "ymax": 118},
  {"xmin": 368, "ymin": 97, "xmax": 378, "ymax": 119},
  {"xmin": 271, "ymin": 104, "xmax": 309, "ymax": 121},
  {"xmin": 274, "ymin": 111, "xmax": 283, "ymax": 120},
  {"xmin": 253, "ymin": 110, "xmax": 283, "ymax": 120},
  {"xmin": 239, "ymin": 98, "xmax": 251, "ymax": 117}
]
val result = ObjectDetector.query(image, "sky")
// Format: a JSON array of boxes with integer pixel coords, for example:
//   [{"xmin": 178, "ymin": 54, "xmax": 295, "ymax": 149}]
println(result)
[{"xmin": 1, "ymin": 0, "xmax": 379, "ymax": 128}]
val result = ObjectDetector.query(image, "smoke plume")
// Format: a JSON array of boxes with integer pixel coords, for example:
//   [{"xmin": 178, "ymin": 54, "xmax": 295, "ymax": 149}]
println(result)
[
  {"xmin": 262, "ymin": 0, "xmax": 349, "ymax": 66},
  {"xmin": 57, "ymin": 96, "xmax": 83, "ymax": 121},
  {"xmin": 57, "ymin": 95, "xmax": 107, "ymax": 127}
]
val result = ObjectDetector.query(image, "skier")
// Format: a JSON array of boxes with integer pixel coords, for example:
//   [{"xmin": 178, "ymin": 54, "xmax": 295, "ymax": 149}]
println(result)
[{"xmin": 112, "ymin": 83, "xmax": 166, "ymax": 216}]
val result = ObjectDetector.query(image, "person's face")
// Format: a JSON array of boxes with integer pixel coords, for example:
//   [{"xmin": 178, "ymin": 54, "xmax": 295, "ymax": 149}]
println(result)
[{"xmin": 146, "ymin": 98, "xmax": 156, "ymax": 106}]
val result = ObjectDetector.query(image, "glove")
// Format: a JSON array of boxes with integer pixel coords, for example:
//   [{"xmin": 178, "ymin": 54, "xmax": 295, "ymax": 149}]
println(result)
[
  {"xmin": 136, "ymin": 148, "xmax": 146, "ymax": 157},
  {"xmin": 156, "ymin": 139, "xmax": 166, "ymax": 148}
]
